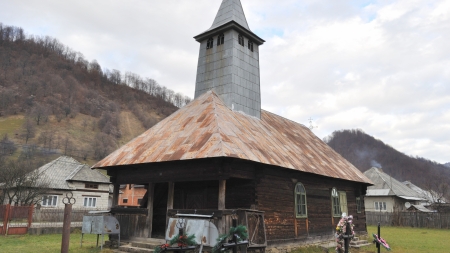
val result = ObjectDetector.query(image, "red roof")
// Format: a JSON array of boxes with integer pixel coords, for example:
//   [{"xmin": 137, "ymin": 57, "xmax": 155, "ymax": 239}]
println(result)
[{"xmin": 93, "ymin": 91, "xmax": 372, "ymax": 184}]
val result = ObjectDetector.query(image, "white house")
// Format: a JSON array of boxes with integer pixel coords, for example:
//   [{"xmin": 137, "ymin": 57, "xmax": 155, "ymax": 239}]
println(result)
[
  {"xmin": 364, "ymin": 167, "xmax": 424, "ymax": 212},
  {"xmin": 36, "ymin": 156, "xmax": 111, "ymax": 209}
]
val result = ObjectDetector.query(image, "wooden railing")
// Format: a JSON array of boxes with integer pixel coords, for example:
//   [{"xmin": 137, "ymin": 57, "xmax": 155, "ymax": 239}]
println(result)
[{"xmin": 167, "ymin": 209, "xmax": 267, "ymax": 247}]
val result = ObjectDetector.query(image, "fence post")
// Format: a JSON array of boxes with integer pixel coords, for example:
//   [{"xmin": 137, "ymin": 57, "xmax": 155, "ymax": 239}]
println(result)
[
  {"xmin": 28, "ymin": 205, "xmax": 34, "ymax": 229},
  {"xmin": 4, "ymin": 204, "xmax": 11, "ymax": 235}
]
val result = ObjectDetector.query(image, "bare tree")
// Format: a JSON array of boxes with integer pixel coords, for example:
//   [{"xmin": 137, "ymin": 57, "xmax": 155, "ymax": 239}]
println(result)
[
  {"xmin": 92, "ymin": 133, "xmax": 117, "ymax": 160},
  {"xmin": 20, "ymin": 118, "xmax": 36, "ymax": 144},
  {"xmin": 0, "ymin": 159, "xmax": 49, "ymax": 206},
  {"xmin": 0, "ymin": 134, "xmax": 17, "ymax": 156},
  {"xmin": 63, "ymin": 137, "xmax": 74, "ymax": 156},
  {"xmin": 29, "ymin": 104, "xmax": 49, "ymax": 125}
]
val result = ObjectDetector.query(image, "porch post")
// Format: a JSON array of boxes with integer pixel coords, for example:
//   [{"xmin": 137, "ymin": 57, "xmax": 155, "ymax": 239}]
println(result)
[
  {"xmin": 145, "ymin": 182, "xmax": 155, "ymax": 238},
  {"xmin": 166, "ymin": 182, "xmax": 175, "ymax": 229},
  {"xmin": 219, "ymin": 180, "xmax": 226, "ymax": 210},
  {"xmin": 167, "ymin": 182, "xmax": 174, "ymax": 210},
  {"xmin": 111, "ymin": 177, "xmax": 119, "ymax": 207}
]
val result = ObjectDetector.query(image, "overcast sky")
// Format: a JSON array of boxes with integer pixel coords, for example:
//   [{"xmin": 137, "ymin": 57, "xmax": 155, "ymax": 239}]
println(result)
[{"xmin": 1, "ymin": 0, "xmax": 449, "ymax": 164}]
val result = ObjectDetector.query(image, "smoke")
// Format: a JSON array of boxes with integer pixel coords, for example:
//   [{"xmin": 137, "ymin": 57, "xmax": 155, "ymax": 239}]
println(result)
[{"xmin": 371, "ymin": 160, "xmax": 382, "ymax": 168}]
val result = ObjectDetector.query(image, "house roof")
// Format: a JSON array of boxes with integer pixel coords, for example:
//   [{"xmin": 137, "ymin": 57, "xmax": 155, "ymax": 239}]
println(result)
[
  {"xmin": 407, "ymin": 204, "xmax": 435, "ymax": 212},
  {"xmin": 37, "ymin": 156, "xmax": 110, "ymax": 190},
  {"xmin": 93, "ymin": 91, "xmax": 372, "ymax": 184},
  {"xmin": 403, "ymin": 181, "xmax": 447, "ymax": 203},
  {"xmin": 364, "ymin": 167, "xmax": 423, "ymax": 199}
]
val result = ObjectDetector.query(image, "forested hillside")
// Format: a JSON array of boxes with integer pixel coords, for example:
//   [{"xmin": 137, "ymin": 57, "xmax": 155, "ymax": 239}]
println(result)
[
  {"xmin": 325, "ymin": 129, "xmax": 449, "ymax": 190},
  {"xmin": 0, "ymin": 23, "xmax": 191, "ymax": 166}
]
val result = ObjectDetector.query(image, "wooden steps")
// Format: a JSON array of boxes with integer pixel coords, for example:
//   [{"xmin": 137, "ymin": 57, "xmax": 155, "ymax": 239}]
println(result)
[{"xmin": 350, "ymin": 236, "xmax": 372, "ymax": 249}]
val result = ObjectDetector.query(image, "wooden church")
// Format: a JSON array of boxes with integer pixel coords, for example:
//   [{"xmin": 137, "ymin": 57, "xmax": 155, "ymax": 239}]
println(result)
[{"xmin": 93, "ymin": 0, "xmax": 372, "ymax": 248}]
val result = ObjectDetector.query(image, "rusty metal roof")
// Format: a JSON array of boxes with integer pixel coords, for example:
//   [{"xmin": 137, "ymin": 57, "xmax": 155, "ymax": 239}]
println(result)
[{"xmin": 93, "ymin": 91, "xmax": 372, "ymax": 184}]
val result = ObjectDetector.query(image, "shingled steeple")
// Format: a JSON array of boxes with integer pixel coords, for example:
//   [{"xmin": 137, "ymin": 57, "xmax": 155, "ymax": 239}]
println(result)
[
  {"xmin": 208, "ymin": 0, "xmax": 250, "ymax": 31},
  {"xmin": 194, "ymin": 0, "xmax": 265, "ymax": 118}
]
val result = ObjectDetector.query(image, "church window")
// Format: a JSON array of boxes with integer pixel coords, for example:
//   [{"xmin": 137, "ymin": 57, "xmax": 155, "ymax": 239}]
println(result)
[
  {"xmin": 356, "ymin": 197, "xmax": 362, "ymax": 213},
  {"xmin": 238, "ymin": 34, "xmax": 244, "ymax": 46},
  {"xmin": 248, "ymin": 40, "xmax": 254, "ymax": 52},
  {"xmin": 207, "ymin": 37, "xmax": 214, "ymax": 49},
  {"xmin": 332, "ymin": 188, "xmax": 341, "ymax": 217},
  {"xmin": 217, "ymin": 33, "xmax": 224, "ymax": 45},
  {"xmin": 295, "ymin": 183, "xmax": 307, "ymax": 218}
]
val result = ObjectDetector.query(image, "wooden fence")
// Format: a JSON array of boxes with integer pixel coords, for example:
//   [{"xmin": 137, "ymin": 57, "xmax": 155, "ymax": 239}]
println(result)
[
  {"xmin": 0, "ymin": 204, "xmax": 34, "ymax": 235},
  {"xmin": 366, "ymin": 211, "xmax": 450, "ymax": 229}
]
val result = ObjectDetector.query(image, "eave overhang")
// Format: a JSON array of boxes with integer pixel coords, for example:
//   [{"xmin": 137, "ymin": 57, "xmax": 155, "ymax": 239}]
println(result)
[{"xmin": 194, "ymin": 20, "xmax": 265, "ymax": 45}]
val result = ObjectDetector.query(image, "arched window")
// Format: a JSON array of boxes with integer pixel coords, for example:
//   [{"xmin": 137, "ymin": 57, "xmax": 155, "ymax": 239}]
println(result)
[
  {"xmin": 248, "ymin": 40, "xmax": 254, "ymax": 52},
  {"xmin": 332, "ymin": 187, "xmax": 341, "ymax": 217},
  {"xmin": 238, "ymin": 34, "xmax": 244, "ymax": 46},
  {"xmin": 207, "ymin": 37, "xmax": 214, "ymax": 49},
  {"xmin": 295, "ymin": 183, "xmax": 307, "ymax": 218},
  {"xmin": 217, "ymin": 33, "xmax": 224, "ymax": 46}
]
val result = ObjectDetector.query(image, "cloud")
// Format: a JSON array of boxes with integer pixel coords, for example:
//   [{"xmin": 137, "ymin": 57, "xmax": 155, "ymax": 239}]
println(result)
[{"xmin": 0, "ymin": 0, "xmax": 449, "ymax": 163}]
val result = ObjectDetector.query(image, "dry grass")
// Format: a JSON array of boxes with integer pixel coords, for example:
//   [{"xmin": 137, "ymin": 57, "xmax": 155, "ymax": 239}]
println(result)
[{"xmin": 1, "ymin": 109, "xmax": 152, "ymax": 166}]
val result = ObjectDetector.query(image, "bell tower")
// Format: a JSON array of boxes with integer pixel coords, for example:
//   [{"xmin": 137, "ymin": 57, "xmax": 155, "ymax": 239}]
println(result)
[{"xmin": 194, "ymin": 0, "xmax": 265, "ymax": 118}]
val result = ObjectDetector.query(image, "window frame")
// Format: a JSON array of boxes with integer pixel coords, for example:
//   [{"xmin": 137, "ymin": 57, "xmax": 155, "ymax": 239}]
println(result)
[
  {"xmin": 207, "ymin": 37, "xmax": 214, "ymax": 49},
  {"xmin": 41, "ymin": 195, "xmax": 58, "ymax": 207},
  {"xmin": 374, "ymin": 201, "xmax": 387, "ymax": 211},
  {"xmin": 238, "ymin": 34, "xmax": 244, "ymax": 46},
  {"xmin": 83, "ymin": 197, "xmax": 97, "ymax": 208},
  {"xmin": 123, "ymin": 198, "xmax": 128, "ymax": 204},
  {"xmin": 248, "ymin": 40, "xmax": 254, "ymax": 52},
  {"xmin": 217, "ymin": 33, "xmax": 224, "ymax": 46},
  {"xmin": 332, "ymin": 188, "xmax": 341, "ymax": 217},
  {"xmin": 294, "ymin": 183, "xmax": 307, "ymax": 218},
  {"xmin": 356, "ymin": 197, "xmax": 362, "ymax": 213},
  {"xmin": 85, "ymin": 183, "xmax": 99, "ymax": 189}
]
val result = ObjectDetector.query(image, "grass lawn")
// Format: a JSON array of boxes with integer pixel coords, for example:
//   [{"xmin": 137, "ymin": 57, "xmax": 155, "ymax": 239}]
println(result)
[
  {"xmin": 2, "ymin": 226, "xmax": 450, "ymax": 253},
  {"xmin": 0, "ymin": 233, "xmax": 114, "ymax": 253},
  {"xmin": 0, "ymin": 115, "xmax": 24, "ymax": 138},
  {"xmin": 291, "ymin": 225, "xmax": 450, "ymax": 253}
]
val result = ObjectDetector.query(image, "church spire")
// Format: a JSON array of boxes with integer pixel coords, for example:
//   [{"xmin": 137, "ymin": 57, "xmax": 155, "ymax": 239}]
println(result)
[
  {"xmin": 193, "ymin": 0, "xmax": 265, "ymax": 118},
  {"xmin": 208, "ymin": 0, "xmax": 250, "ymax": 32}
]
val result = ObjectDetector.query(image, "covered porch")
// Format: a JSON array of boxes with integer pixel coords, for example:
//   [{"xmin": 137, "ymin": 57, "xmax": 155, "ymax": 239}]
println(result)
[{"xmin": 107, "ymin": 158, "xmax": 267, "ymax": 248}]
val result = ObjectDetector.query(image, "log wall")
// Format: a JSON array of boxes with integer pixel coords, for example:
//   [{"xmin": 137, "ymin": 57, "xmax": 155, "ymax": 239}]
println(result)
[{"xmin": 255, "ymin": 166, "xmax": 367, "ymax": 243}]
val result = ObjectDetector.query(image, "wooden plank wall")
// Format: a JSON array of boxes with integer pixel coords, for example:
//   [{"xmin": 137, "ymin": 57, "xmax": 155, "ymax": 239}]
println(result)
[
  {"xmin": 114, "ymin": 213, "xmax": 147, "ymax": 239},
  {"xmin": 255, "ymin": 166, "xmax": 367, "ymax": 242}
]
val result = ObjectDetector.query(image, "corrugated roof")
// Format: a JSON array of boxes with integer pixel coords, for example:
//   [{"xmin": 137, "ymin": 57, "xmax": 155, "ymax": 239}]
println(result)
[
  {"xmin": 37, "ymin": 156, "xmax": 110, "ymax": 190},
  {"xmin": 93, "ymin": 91, "xmax": 371, "ymax": 184},
  {"xmin": 408, "ymin": 204, "xmax": 435, "ymax": 212},
  {"xmin": 364, "ymin": 167, "xmax": 423, "ymax": 199},
  {"xmin": 366, "ymin": 189, "xmax": 391, "ymax": 196}
]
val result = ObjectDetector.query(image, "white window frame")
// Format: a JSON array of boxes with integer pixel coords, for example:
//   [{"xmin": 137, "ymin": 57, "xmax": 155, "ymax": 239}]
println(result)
[
  {"xmin": 84, "ymin": 197, "xmax": 97, "ymax": 208},
  {"xmin": 332, "ymin": 188, "xmax": 341, "ymax": 217},
  {"xmin": 41, "ymin": 195, "xmax": 58, "ymax": 207},
  {"xmin": 374, "ymin": 201, "xmax": 387, "ymax": 211}
]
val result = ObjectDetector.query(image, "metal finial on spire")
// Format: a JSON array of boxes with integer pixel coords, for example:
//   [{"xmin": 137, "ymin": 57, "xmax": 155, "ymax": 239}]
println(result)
[{"xmin": 308, "ymin": 118, "xmax": 318, "ymax": 130}]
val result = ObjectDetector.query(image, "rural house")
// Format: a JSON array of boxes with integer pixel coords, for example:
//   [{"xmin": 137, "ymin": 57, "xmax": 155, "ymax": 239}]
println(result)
[
  {"xmin": 364, "ymin": 167, "xmax": 424, "ymax": 212},
  {"xmin": 93, "ymin": 0, "xmax": 372, "ymax": 248},
  {"xmin": 26, "ymin": 156, "xmax": 111, "ymax": 209}
]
